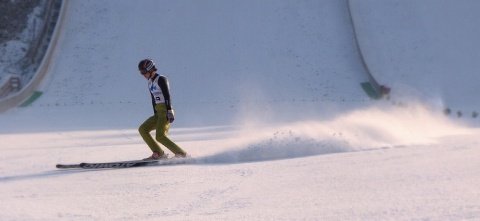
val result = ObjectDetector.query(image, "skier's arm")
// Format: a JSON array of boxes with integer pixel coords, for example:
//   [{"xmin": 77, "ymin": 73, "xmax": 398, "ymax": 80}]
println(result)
[
  {"xmin": 158, "ymin": 76, "xmax": 172, "ymax": 110},
  {"xmin": 158, "ymin": 75, "xmax": 175, "ymax": 123}
]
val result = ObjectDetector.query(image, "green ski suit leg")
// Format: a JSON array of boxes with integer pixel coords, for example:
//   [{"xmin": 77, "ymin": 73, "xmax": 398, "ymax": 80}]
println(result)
[{"xmin": 138, "ymin": 104, "xmax": 185, "ymax": 154}]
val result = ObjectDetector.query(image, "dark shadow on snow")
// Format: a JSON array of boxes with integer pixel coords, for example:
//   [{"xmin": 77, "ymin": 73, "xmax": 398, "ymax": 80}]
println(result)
[
  {"xmin": 0, "ymin": 169, "xmax": 92, "ymax": 183},
  {"xmin": 196, "ymin": 138, "xmax": 352, "ymax": 164}
]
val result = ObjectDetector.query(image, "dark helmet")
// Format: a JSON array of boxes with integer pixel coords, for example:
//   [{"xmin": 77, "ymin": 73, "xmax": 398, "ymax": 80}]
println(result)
[{"xmin": 138, "ymin": 59, "xmax": 157, "ymax": 73}]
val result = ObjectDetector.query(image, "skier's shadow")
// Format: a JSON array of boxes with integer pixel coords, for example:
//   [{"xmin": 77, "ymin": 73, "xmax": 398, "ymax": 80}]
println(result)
[
  {"xmin": 0, "ymin": 169, "xmax": 91, "ymax": 183},
  {"xmin": 197, "ymin": 139, "xmax": 348, "ymax": 164}
]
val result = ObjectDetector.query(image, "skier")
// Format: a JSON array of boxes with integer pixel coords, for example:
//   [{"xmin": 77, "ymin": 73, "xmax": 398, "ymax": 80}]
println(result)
[{"xmin": 137, "ymin": 58, "xmax": 188, "ymax": 160}]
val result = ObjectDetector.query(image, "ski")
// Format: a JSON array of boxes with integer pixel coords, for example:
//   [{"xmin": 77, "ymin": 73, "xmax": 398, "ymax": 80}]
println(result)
[
  {"xmin": 56, "ymin": 163, "xmax": 82, "ymax": 169},
  {"xmin": 56, "ymin": 157, "xmax": 195, "ymax": 169},
  {"xmin": 79, "ymin": 160, "xmax": 157, "ymax": 169},
  {"xmin": 55, "ymin": 160, "xmax": 154, "ymax": 169}
]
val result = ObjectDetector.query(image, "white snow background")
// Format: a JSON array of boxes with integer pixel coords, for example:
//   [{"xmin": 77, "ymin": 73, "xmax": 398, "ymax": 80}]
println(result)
[{"xmin": 1, "ymin": 0, "xmax": 479, "ymax": 220}]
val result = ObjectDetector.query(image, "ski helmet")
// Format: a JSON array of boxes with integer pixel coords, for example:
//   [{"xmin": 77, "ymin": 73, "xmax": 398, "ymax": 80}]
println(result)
[{"xmin": 138, "ymin": 59, "xmax": 157, "ymax": 74}]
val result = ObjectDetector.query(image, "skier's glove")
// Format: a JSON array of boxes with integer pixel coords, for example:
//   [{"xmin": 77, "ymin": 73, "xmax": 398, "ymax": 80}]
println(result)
[{"xmin": 167, "ymin": 109, "xmax": 175, "ymax": 123}]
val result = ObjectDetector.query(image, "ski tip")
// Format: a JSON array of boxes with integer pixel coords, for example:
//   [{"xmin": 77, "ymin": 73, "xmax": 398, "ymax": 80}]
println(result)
[{"xmin": 56, "ymin": 164, "xmax": 81, "ymax": 169}]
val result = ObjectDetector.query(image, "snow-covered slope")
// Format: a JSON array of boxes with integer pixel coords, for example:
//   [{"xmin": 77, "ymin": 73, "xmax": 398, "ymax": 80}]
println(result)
[
  {"xmin": 350, "ymin": 0, "xmax": 480, "ymax": 115},
  {"xmin": 0, "ymin": 0, "xmax": 369, "ymax": 132},
  {"xmin": 1, "ymin": 0, "xmax": 479, "ymax": 220}
]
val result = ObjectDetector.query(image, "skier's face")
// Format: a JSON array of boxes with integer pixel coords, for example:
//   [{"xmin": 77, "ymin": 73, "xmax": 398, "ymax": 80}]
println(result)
[
  {"xmin": 140, "ymin": 69, "xmax": 152, "ymax": 79},
  {"xmin": 143, "ymin": 72, "xmax": 151, "ymax": 79}
]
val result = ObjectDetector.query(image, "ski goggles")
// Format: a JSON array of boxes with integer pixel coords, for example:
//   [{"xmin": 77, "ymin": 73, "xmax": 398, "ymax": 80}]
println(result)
[{"xmin": 139, "ymin": 69, "xmax": 149, "ymax": 75}]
